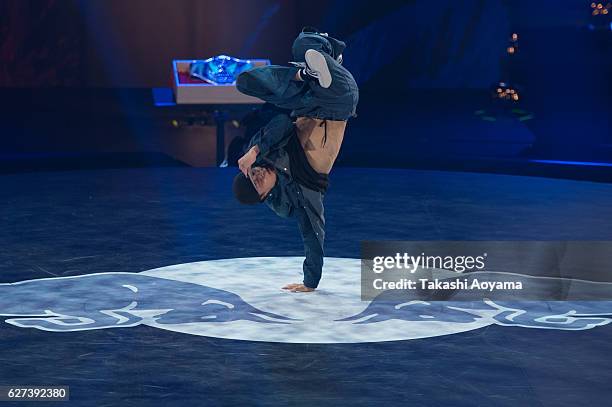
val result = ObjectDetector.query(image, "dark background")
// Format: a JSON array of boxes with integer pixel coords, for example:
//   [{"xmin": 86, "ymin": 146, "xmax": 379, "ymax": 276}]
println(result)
[
  {"xmin": 0, "ymin": 0, "xmax": 610, "ymax": 175},
  {"xmin": 1, "ymin": 3, "xmax": 612, "ymax": 406}
]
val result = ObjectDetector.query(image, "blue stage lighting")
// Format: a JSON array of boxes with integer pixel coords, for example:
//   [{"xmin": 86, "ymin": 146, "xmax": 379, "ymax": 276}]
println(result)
[{"xmin": 530, "ymin": 160, "xmax": 612, "ymax": 168}]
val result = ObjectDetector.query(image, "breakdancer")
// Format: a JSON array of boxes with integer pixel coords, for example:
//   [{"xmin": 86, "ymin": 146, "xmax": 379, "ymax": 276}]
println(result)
[{"xmin": 232, "ymin": 27, "xmax": 359, "ymax": 292}]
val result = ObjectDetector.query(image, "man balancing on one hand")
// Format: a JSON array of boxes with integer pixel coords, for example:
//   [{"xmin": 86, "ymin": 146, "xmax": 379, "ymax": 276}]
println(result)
[{"xmin": 232, "ymin": 27, "xmax": 359, "ymax": 292}]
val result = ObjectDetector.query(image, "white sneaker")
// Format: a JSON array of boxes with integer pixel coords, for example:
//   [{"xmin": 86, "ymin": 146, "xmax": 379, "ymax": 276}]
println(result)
[{"xmin": 304, "ymin": 49, "xmax": 332, "ymax": 88}]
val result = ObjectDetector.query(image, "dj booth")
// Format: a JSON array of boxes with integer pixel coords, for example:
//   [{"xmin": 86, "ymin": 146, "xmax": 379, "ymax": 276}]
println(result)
[{"xmin": 152, "ymin": 57, "xmax": 270, "ymax": 166}]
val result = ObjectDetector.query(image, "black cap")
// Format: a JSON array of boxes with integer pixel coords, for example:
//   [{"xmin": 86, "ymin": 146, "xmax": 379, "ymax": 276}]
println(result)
[{"xmin": 233, "ymin": 173, "xmax": 262, "ymax": 205}]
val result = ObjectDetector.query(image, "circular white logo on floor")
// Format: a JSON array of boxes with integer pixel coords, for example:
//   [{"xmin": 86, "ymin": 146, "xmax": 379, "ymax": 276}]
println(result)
[{"xmin": 1, "ymin": 257, "xmax": 611, "ymax": 343}]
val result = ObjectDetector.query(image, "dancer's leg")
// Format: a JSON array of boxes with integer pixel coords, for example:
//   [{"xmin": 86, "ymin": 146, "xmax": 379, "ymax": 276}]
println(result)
[
  {"xmin": 291, "ymin": 34, "xmax": 359, "ymax": 120},
  {"xmin": 237, "ymin": 32, "xmax": 358, "ymax": 120},
  {"xmin": 236, "ymin": 65, "xmax": 307, "ymax": 111}
]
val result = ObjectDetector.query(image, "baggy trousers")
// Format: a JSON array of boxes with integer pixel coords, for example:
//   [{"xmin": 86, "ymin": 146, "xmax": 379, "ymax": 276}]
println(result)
[{"xmin": 236, "ymin": 33, "xmax": 359, "ymax": 121}]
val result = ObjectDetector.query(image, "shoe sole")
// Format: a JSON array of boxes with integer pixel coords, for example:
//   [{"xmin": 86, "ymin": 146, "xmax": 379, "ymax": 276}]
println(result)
[{"xmin": 305, "ymin": 49, "xmax": 332, "ymax": 89}]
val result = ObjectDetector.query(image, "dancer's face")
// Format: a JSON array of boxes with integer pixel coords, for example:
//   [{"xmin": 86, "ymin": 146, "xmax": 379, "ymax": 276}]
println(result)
[{"xmin": 248, "ymin": 166, "xmax": 277, "ymax": 200}]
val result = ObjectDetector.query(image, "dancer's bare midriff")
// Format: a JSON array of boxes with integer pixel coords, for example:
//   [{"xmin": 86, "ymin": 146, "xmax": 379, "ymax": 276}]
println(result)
[{"xmin": 295, "ymin": 116, "xmax": 347, "ymax": 175}]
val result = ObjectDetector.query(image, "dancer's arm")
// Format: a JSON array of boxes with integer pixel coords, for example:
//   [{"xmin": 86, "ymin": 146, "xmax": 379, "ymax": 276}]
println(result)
[
  {"xmin": 248, "ymin": 113, "xmax": 294, "ymax": 157},
  {"xmin": 239, "ymin": 113, "xmax": 294, "ymax": 176},
  {"xmin": 296, "ymin": 207, "xmax": 324, "ymax": 289}
]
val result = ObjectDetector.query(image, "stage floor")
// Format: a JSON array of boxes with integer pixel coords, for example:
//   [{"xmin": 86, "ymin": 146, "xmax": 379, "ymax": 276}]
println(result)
[{"xmin": 1, "ymin": 167, "xmax": 612, "ymax": 406}]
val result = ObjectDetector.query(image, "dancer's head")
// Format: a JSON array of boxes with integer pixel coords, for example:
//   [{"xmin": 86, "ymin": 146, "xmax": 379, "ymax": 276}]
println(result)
[{"xmin": 233, "ymin": 166, "xmax": 277, "ymax": 204}]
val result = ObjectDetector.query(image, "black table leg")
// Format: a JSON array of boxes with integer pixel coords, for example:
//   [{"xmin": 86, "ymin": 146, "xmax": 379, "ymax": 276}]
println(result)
[{"xmin": 214, "ymin": 110, "xmax": 227, "ymax": 167}]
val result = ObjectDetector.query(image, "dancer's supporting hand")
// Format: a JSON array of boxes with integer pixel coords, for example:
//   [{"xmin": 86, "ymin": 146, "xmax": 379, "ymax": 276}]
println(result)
[
  {"xmin": 282, "ymin": 283, "xmax": 315, "ymax": 292},
  {"xmin": 238, "ymin": 146, "xmax": 259, "ymax": 176}
]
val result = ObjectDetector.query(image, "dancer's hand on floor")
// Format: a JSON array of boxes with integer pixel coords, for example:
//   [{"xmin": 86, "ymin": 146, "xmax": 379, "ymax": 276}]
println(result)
[
  {"xmin": 238, "ymin": 147, "xmax": 258, "ymax": 176},
  {"xmin": 282, "ymin": 283, "xmax": 315, "ymax": 292}
]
